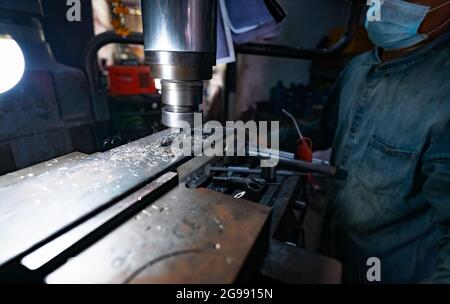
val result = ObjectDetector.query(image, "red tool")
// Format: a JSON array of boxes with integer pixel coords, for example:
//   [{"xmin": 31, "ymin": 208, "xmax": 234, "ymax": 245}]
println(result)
[{"xmin": 282, "ymin": 109, "xmax": 313, "ymax": 162}]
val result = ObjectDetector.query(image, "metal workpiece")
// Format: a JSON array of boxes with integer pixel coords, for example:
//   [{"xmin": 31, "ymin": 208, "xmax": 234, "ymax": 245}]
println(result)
[
  {"xmin": 141, "ymin": 0, "xmax": 217, "ymax": 128},
  {"xmin": 0, "ymin": 129, "xmax": 197, "ymax": 268},
  {"xmin": 0, "ymin": 152, "xmax": 87, "ymax": 188},
  {"xmin": 45, "ymin": 184, "xmax": 271, "ymax": 284},
  {"xmin": 21, "ymin": 172, "xmax": 179, "ymax": 272}
]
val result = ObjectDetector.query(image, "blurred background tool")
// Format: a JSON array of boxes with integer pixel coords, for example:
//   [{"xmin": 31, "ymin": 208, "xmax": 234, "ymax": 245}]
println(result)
[{"xmin": 107, "ymin": 64, "xmax": 156, "ymax": 96}]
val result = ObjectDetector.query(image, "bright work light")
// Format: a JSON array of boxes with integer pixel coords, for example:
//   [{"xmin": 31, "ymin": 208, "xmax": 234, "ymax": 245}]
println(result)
[{"xmin": 0, "ymin": 35, "xmax": 25, "ymax": 94}]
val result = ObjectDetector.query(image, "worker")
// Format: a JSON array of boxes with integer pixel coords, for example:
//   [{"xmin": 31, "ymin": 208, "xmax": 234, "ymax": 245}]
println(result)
[{"xmin": 310, "ymin": 0, "xmax": 450, "ymax": 283}]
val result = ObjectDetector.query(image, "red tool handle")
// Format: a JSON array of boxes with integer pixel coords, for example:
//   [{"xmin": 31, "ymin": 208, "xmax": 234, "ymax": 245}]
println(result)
[{"xmin": 295, "ymin": 137, "xmax": 313, "ymax": 162}]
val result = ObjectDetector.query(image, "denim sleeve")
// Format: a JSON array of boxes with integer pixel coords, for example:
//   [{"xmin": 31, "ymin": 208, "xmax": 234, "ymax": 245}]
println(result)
[{"xmin": 421, "ymin": 121, "xmax": 450, "ymax": 283}]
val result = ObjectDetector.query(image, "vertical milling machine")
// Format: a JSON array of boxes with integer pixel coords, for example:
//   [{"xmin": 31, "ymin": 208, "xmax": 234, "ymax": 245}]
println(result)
[{"xmin": 141, "ymin": 0, "xmax": 218, "ymax": 128}]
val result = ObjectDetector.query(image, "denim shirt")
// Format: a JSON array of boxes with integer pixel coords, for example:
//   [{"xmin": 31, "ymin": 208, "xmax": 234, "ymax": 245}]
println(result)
[{"xmin": 323, "ymin": 32, "xmax": 450, "ymax": 283}]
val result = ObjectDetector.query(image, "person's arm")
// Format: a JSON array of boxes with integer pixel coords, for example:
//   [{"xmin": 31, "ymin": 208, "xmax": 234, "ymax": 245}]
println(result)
[{"xmin": 421, "ymin": 121, "xmax": 450, "ymax": 283}]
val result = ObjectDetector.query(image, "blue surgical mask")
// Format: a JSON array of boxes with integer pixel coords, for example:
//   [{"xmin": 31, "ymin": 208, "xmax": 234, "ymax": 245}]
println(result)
[{"xmin": 365, "ymin": 0, "xmax": 449, "ymax": 50}]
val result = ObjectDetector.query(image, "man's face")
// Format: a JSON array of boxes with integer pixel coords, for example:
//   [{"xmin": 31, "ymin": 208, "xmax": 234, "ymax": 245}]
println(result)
[
  {"xmin": 365, "ymin": 0, "xmax": 449, "ymax": 52},
  {"xmin": 407, "ymin": 0, "xmax": 446, "ymax": 6},
  {"xmin": 380, "ymin": 0, "xmax": 450, "ymax": 37},
  {"xmin": 409, "ymin": 0, "xmax": 450, "ymax": 35}
]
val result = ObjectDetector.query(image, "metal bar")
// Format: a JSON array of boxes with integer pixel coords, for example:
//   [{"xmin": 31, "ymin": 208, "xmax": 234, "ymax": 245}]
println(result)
[
  {"xmin": 270, "ymin": 175, "xmax": 300, "ymax": 235},
  {"xmin": 0, "ymin": 152, "xmax": 87, "ymax": 188},
  {"xmin": 21, "ymin": 172, "xmax": 178, "ymax": 273},
  {"xmin": 277, "ymin": 156, "xmax": 337, "ymax": 177},
  {"xmin": 250, "ymin": 149, "xmax": 337, "ymax": 177},
  {"xmin": 45, "ymin": 185, "xmax": 271, "ymax": 284},
  {"xmin": 0, "ymin": 129, "xmax": 192, "ymax": 268},
  {"xmin": 209, "ymin": 166, "xmax": 294, "ymax": 176},
  {"xmin": 259, "ymin": 183, "xmax": 279, "ymax": 206}
]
